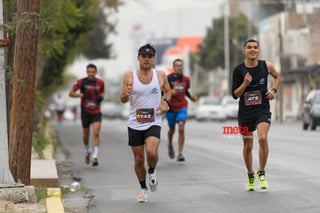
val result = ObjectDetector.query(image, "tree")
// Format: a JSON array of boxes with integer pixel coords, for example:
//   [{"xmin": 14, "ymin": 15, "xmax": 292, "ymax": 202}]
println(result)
[
  {"xmin": 198, "ymin": 13, "xmax": 257, "ymax": 72},
  {"xmin": 81, "ymin": 7, "xmax": 116, "ymax": 59},
  {"xmin": 9, "ymin": 0, "xmax": 40, "ymax": 184},
  {"xmin": 82, "ymin": 0, "xmax": 123, "ymax": 59},
  {"xmin": 4, "ymin": 0, "xmax": 123, "ymax": 93},
  {"xmin": 37, "ymin": 0, "xmax": 94, "ymax": 90},
  {"xmin": 5, "ymin": 0, "xmax": 124, "ymax": 185}
]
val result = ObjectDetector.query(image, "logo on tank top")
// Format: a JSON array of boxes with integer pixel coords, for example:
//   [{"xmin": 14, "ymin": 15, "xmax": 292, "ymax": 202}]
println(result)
[
  {"xmin": 259, "ymin": 78, "xmax": 265, "ymax": 85},
  {"xmin": 150, "ymin": 88, "xmax": 159, "ymax": 94}
]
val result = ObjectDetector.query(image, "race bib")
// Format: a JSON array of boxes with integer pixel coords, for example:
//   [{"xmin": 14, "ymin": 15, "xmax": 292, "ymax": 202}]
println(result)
[
  {"xmin": 175, "ymin": 83, "xmax": 185, "ymax": 92},
  {"xmin": 244, "ymin": 90, "xmax": 262, "ymax": 106},
  {"xmin": 136, "ymin": 108, "xmax": 155, "ymax": 123},
  {"xmin": 87, "ymin": 100, "xmax": 96, "ymax": 108}
]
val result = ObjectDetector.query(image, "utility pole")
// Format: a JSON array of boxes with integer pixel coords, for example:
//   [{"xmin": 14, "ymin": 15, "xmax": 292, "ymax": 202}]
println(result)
[
  {"xmin": 0, "ymin": 0, "xmax": 15, "ymax": 186},
  {"xmin": 278, "ymin": 18, "xmax": 284, "ymax": 123},
  {"xmin": 224, "ymin": 0, "xmax": 230, "ymax": 95},
  {"xmin": 9, "ymin": 0, "xmax": 40, "ymax": 184}
]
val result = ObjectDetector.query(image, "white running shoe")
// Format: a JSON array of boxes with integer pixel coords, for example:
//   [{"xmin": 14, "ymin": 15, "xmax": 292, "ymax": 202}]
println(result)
[
  {"xmin": 149, "ymin": 170, "xmax": 158, "ymax": 192},
  {"xmin": 137, "ymin": 189, "xmax": 149, "ymax": 203}
]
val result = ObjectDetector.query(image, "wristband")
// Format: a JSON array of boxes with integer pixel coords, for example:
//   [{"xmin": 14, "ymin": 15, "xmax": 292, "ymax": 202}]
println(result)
[
  {"xmin": 163, "ymin": 98, "xmax": 170, "ymax": 108},
  {"xmin": 97, "ymin": 96, "xmax": 104, "ymax": 103},
  {"xmin": 271, "ymin": 88, "xmax": 277, "ymax": 93}
]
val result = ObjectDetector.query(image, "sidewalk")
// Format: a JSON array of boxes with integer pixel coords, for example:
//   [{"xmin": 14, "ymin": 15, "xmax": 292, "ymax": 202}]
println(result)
[
  {"xmin": 55, "ymin": 147, "xmax": 93, "ymax": 213},
  {"xmin": 33, "ymin": 140, "xmax": 92, "ymax": 213},
  {"xmin": 0, "ymin": 134, "xmax": 91, "ymax": 213},
  {"xmin": 42, "ymin": 126, "xmax": 92, "ymax": 213}
]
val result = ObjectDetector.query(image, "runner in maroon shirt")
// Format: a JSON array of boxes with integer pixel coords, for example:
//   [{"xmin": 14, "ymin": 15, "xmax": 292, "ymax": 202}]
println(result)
[
  {"xmin": 69, "ymin": 63, "xmax": 105, "ymax": 166},
  {"xmin": 166, "ymin": 58, "xmax": 197, "ymax": 162}
]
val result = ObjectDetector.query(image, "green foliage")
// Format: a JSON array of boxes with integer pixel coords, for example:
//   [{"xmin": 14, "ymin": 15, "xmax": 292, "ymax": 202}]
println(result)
[
  {"xmin": 3, "ymin": 0, "xmax": 122, "ymax": 92},
  {"xmin": 60, "ymin": 187, "xmax": 70, "ymax": 195},
  {"xmin": 198, "ymin": 13, "xmax": 257, "ymax": 71},
  {"xmin": 2, "ymin": 0, "xmax": 123, "ymax": 155},
  {"xmin": 35, "ymin": 187, "xmax": 48, "ymax": 203},
  {"xmin": 81, "ymin": 0, "xmax": 124, "ymax": 59},
  {"xmin": 81, "ymin": 7, "xmax": 115, "ymax": 59},
  {"xmin": 101, "ymin": 0, "xmax": 124, "ymax": 11},
  {"xmin": 32, "ymin": 90, "xmax": 58, "ymax": 158},
  {"xmin": 39, "ymin": 0, "xmax": 94, "ymax": 88},
  {"xmin": 32, "ymin": 132, "xmax": 49, "ymax": 159}
]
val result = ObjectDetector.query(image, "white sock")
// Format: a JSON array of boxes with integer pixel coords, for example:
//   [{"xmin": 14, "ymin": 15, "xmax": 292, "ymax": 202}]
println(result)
[
  {"xmin": 85, "ymin": 145, "xmax": 90, "ymax": 153},
  {"xmin": 92, "ymin": 146, "xmax": 99, "ymax": 159}
]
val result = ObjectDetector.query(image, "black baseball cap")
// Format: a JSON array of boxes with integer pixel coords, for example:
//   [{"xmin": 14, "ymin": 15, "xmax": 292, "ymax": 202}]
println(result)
[{"xmin": 138, "ymin": 44, "xmax": 156, "ymax": 55}]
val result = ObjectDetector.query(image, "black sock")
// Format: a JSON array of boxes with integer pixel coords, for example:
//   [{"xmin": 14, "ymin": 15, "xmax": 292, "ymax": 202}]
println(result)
[
  {"xmin": 139, "ymin": 180, "xmax": 147, "ymax": 189},
  {"xmin": 148, "ymin": 167, "xmax": 155, "ymax": 174}
]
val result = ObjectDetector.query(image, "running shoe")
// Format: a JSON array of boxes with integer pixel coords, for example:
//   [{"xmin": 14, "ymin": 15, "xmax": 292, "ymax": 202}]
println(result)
[
  {"xmin": 168, "ymin": 144, "xmax": 175, "ymax": 159},
  {"xmin": 92, "ymin": 158, "xmax": 99, "ymax": 167},
  {"xmin": 85, "ymin": 152, "xmax": 90, "ymax": 165},
  {"xmin": 177, "ymin": 153, "xmax": 185, "ymax": 162},
  {"xmin": 257, "ymin": 171, "xmax": 269, "ymax": 189},
  {"xmin": 137, "ymin": 189, "xmax": 149, "ymax": 203},
  {"xmin": 148, "ymin": 170, "xmax": 158, "ymax": 192},
  {"xmin": 246, "ymin": 173, "xmax": 256, "ymax": 191}
]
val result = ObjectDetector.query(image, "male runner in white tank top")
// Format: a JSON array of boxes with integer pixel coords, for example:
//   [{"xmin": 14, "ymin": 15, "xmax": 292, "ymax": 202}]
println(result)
[{"xmin": 120, "ymin": 43, "xmax": 172, "ymax": 203}]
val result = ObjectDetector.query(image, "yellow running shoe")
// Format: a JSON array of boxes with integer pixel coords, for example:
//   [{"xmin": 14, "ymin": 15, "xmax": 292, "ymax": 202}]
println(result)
[
  {"xmin": 246, "ymin": 173, "xmax": 256, "ymax": 191},
  {"xmin": 257, "ymin": 171, "xmax": 269, "ymax": 189}
]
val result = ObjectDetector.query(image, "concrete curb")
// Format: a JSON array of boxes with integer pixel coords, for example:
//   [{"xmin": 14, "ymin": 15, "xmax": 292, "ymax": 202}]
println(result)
[
  {"xmin": 46, "ymin": 188, "xmax": 64, "ymax": 213},
  {"xmin": 40, "ymin": 126, "xmax": 65, "ymax": 212}
]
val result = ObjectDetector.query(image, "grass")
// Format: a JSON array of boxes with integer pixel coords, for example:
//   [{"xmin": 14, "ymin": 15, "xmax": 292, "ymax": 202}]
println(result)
[
  {"xmin": 32, "ymin": 121, "xmax": 58, "ymax": 159},
  {"xmin": 35, "ymin": 187, "xmax": 47, "ymax": 203}
]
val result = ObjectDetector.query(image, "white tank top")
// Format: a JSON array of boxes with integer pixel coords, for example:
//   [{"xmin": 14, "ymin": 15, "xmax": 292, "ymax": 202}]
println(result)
[{"xmin": 128, "ymin": 69, "xmax": 162, "ymax": 130}]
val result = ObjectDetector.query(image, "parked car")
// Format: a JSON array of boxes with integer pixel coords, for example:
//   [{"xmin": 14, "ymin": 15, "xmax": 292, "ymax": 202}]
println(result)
[
  {"xmin": 121, "ymin": 102, "xmax": 130, "ymax": 120},
  {"xmin": 101, "ymin": 102, "xmax": 123, "ymax": 119},
  {"xmin": 187, "ymin": 100, "xmax": 196, "ymax": 119},
  {"xmin": 195, "ymin": 96, "xmax": 227, "ymax": 121},
  {"xmin": 221, "ymin": 96, "xmax": 239, "ymax": 119},
  {"xmin": 302, "ymin": 89, "xmax": 320, "ymax": 130}
]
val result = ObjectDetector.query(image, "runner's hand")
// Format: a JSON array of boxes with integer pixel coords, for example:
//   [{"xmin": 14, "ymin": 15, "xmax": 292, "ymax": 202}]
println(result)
[
  {"xmin": 157, "ymin": 101, "xmax": 169, "ymax": 115},
  {"xmin": 265, "ymin": 89, "xmax": 275, "ymax": 100},
  {"xmin": 125, "ymin": 83, "xmax": 132, "ymax": 96},
  {"xmin": 244, "ymin": 72, "xmax": 252, "ymax": 86},
  {"xmin": 97, "ymin": 96, "xmax": 104, "ymax": 103}
]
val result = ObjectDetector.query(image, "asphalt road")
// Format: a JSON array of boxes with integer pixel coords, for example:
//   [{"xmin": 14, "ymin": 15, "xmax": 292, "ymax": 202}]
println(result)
[{"xmin": 57, "ymin": 118, "xmax": 320, "ymax": 213}]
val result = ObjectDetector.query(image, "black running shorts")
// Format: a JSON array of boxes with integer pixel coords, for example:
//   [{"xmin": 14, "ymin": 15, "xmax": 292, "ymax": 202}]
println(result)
[
  {"xmin": 128, "ymin": 125, "xmax": 161, "ymax": 146},
  {"xmin": 81, "ymin": 111, "xmax": 102, "ymax": 128},
  {"xmin": 238, "ymin": 111, "xmax": 271, "ymax": 132}
]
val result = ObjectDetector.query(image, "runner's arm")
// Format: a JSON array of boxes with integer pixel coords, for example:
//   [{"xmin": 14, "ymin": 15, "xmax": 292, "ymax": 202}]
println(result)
[
  {"xmin": 120, "ymin": 71, "xmax": 133, "ymax": 104},
  {"xmin": 266, "ymin": 61, "xmax": 280, "ymax": 93},
  {"xmin": 69, "ymin": 80, "xmax": 83, "ymax": 98}
]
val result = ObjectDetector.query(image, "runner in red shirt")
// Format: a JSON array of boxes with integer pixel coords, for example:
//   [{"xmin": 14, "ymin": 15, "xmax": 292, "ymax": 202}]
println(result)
[
  {"xmin": 166, "ymin": 59, "xmax": 197, "ymax": 162},
  {"xmin": 69, "ymin": 63, "xmax": 105, "ymax": 166}
]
